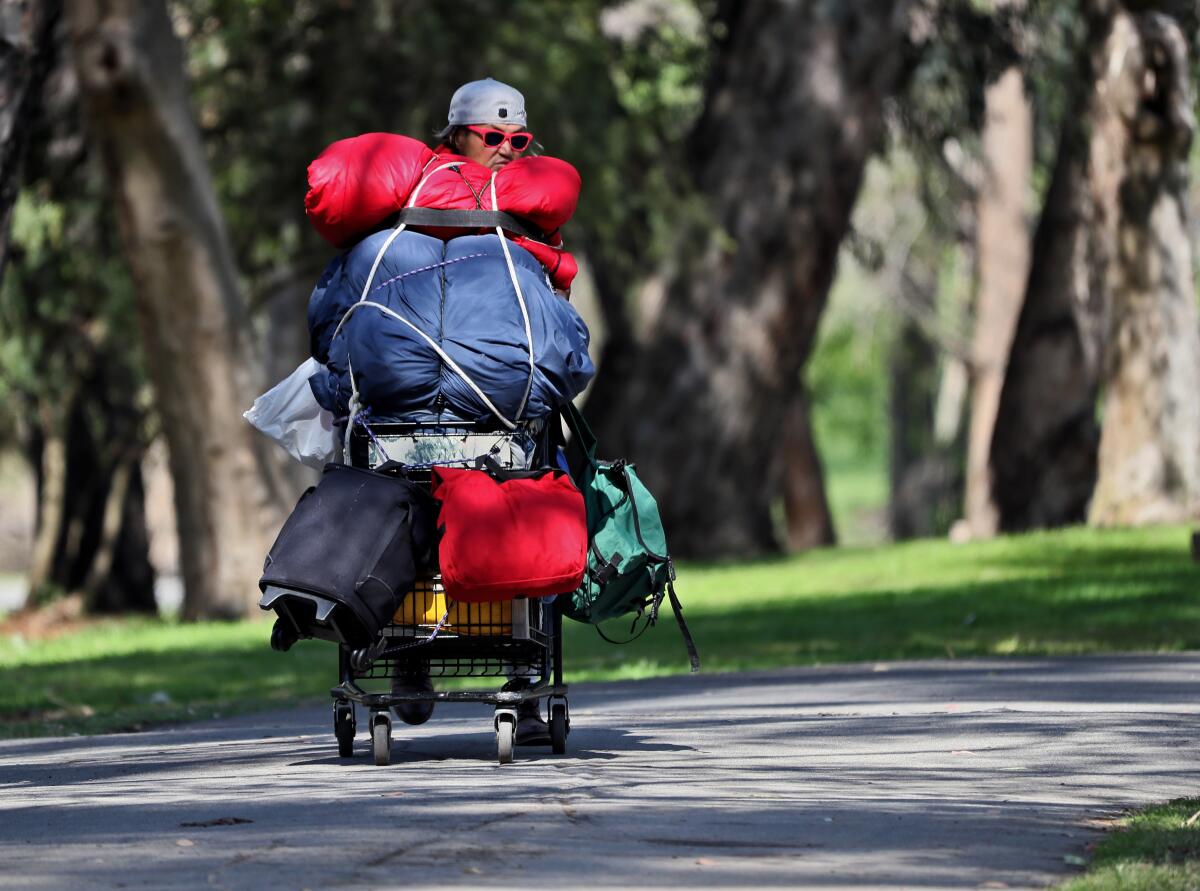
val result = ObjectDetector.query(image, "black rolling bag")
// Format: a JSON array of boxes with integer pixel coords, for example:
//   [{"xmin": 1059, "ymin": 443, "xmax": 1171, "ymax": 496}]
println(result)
[{"xmin": 259, "ymin": 462, "xmax": 434, "ymax": 648}]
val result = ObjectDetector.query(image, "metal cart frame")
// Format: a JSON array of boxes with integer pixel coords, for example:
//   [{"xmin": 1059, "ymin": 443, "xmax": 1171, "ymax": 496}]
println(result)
[{"xmin": 326, "ymin": 419, "xmax": 570, "ymax": 765}]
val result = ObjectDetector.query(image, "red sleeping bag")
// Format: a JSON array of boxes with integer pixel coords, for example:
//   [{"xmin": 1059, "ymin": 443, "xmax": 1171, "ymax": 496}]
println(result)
[
  {"xmin": 431, "ymin": 463, "xmax": 587, "ymax": 603},
  {"xmin": 304, "ymin": 133, "xmax": 436, "ymax": 249},
  {"xmin": 305, "ymin": 133, "xmax": 581, "ymax": 289}
]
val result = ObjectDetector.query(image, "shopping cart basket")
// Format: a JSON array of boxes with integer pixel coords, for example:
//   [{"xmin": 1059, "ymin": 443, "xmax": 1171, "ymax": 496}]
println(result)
[{"xmin": 295, "ymin": 419, "xmax": 570, "ymax": 765}]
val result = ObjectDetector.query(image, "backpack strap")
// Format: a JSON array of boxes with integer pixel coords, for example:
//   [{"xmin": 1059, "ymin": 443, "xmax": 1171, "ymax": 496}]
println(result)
[
  {"xmin": 616, "ymin": 462, "xmax": 668, "ymax": 562},
  {"xmin": 561, "ymin": 402, "xmax": 599, "ymax": 465},
  {"xmin": 664, "ymin": 576, "xmax": 700, "ymax": 674},
  {"xmin": 593, "ymin": 563, "xmax": 700, "ymax": 673},
  {"xmin": 473, "ymin": 453, "xmax": 566, "ymax": 483},
  {"xmin": 594, "ymin": 613, "xmax": 654, "ymax": 646}
]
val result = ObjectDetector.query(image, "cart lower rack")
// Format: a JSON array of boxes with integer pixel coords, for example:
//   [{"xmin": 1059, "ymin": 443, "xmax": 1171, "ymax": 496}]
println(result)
[
  {"xmin": 327, "ymin": 577, "xmax": 569, "ymax": 764},
  {"xmin": 275, "ymin": 419, "xmax": 572, "ymax": 765}
]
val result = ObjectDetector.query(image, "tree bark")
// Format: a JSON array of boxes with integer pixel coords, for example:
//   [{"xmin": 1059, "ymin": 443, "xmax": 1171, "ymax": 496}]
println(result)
[
  {"xmin": 0, "ymin": 0, "xmax": 59, "ymax": 278},
  {"xmin": 27, "ymin": 405, "xmax": 67, "ymax": 600},
  {"xmin": 65, "ymin": 0, "xmax": 278, "ymax": 618},
  {"xmin": 963, "ymin": 65, "xmax": 1032, "ymax": 538},
  {"xmin": 24, "ymin": 363, "xmax": 155, "ymax": 612},
  {"xmin": 585, "ymin": 0, "xmax": 917, "ymax": 558},
  {"xmin": 990, "ymin": 2, "xmax": 1116, "ymax": 531},
  {"xmin": 780, "ymin": 389, "xmax": 835, "ymax": 550},
  {"xmin": 992, "ymin": 1, "xmax": 1200, "ymax": 530},
  {"xmin": 889, "ymin": 311, "xmax": 964, "ymax": 540},
  {"xmin": 1088, "ymin": 10, "xmax": 1200, "ymax": 524},
  {"xmin": 3, "ymin": 11, "xmax": 157, "ymax": 615}
]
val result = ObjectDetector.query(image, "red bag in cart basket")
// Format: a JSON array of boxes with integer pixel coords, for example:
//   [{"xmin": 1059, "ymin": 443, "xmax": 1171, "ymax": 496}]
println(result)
[{"xmin": 432, "ymin": 459, "xmax": 587, "ymax": 602}]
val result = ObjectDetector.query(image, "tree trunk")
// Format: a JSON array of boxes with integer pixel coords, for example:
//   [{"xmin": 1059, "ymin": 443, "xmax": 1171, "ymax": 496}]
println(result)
[
  {"xmin": 780, "ymin": 389, "xmax": 835, "ymax": 550},
  {"xmin": 25, "ymin": 361, "xmax": 155, "ymax": 612},
  {"xmin": 0, "ymin": 0, "xmax": 59, "ymax": 278},
  {"xmin": 65, "ymin": 0, "xmax": 278, "ymax": 618},
  {"xmin": 585, "ymin": 0, "xmax": 917, "ymax": 558},
  {"xmin": 989, "ymin": 2, "xmax": 1117, "ymax": 531},
  {"xmin": 27, "ymin": 405, "xmax": 68, "ymax": 601},
  {"xmin": 889, "ymin": 311, "xmax": 964, "ymax": 540},
  {"xmin": 963, "ymin": 65, "xmax": 1032, "ymax": 539},
  {"xmin": 1088, "ymin": 11, "xmax": 1200, "ymax": 524}
]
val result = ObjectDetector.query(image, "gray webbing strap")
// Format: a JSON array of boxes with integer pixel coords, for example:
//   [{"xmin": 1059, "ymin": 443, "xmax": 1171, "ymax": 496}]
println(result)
[{"xmin": 395, "ymin": 207, "xmax": 547, "ymax": 242}]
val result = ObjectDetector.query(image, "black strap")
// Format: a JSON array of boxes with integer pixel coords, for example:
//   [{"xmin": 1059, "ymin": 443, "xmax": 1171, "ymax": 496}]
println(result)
[
  {"xmin": 560, "ymin": 402, "xmax": 599, "ymax": 465},
  {"xmin": 473, "ymin": 454, "xmax": 564, "ymax": 483},
  {"xmin": 595, "ymin": 609, "xmax": 654, "ymax": 646},
  {"xmin": 666, "ymin": 579, "xmax": 700, "ymax": 674},
  {"xmin": 593, "ymin": 578, "xmax": 699, "ymax": 673},
  {"xmin": 396, "ymin": 207, "xmax": 548, "ymax": 242},
  {"xmin": 617, "ymin": 463, "xmax": 670, "ymax": 562}
]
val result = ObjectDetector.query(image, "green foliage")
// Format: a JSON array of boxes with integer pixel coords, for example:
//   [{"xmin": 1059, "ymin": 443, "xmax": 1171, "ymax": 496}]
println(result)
[
  {"xmin": 807, "ymin": 302, "xmax": 890, "ymax": 469},
  {"xmin": 805, "ymin": 288, "xmax": 891, "ymax": 544},
  {"xmin": 0, "ymin": 157, "xmax": 147, "ymax": 444},
  {"xmin": 1060, "ymin": 799, "xmax": 1200, "ymax": 890},
  {"xmin": 3, "ymin": 524, "xmax": 1197, "ymax": 737},
  {"xmin": 172, "ymin": 0, "xmax": 710, "ymax": 302}
]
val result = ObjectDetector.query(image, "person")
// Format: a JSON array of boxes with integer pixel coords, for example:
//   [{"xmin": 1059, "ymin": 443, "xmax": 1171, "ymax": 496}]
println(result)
[
  {"xmin": 392, "ymin": 77, "xmax": 553, "ymax": 748},
  {"xmin": 434, "ymin": 77, "xmax": 536, "ymax": 172}
]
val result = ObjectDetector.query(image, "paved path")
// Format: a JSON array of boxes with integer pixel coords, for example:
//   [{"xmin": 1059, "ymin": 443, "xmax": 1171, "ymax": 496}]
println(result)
[{"xmin": 0, "ymin": 655, "xmax": 1197, "ymax": 890}]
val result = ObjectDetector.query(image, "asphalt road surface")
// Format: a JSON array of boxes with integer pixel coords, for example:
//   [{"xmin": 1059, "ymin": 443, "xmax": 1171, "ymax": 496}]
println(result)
[{"xmin": 1, "ymin": 655, "xmax": 1197, "ymax": 890}]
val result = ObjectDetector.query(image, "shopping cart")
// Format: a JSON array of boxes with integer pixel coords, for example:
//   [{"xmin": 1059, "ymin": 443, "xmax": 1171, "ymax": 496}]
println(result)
[{"xmin": 316, "ymin": 419, "xmax": 569, "ymax": 766}]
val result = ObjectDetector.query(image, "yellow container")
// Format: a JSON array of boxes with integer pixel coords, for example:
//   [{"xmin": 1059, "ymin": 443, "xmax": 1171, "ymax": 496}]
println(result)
[{"xmin": 394, "ymin": 578, "xmax": 512, "ymax": 636}]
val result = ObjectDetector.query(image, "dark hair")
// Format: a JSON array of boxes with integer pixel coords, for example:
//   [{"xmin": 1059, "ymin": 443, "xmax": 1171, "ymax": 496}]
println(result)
[{"xmin": 438, "ymin": 125, "xmax": 467, "ymax": 153}]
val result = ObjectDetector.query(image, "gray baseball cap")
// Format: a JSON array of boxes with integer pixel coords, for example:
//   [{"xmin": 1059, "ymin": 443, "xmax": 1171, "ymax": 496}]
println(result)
[{"xmin": 445, "ymin": 78, "xmax": 527, "ymax": 128}]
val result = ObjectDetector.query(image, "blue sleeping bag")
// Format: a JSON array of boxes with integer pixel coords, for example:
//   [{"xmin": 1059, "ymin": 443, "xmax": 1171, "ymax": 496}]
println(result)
[{"xmin": 307, "ymin": 229, "xmax": 593, "ymax": 424}]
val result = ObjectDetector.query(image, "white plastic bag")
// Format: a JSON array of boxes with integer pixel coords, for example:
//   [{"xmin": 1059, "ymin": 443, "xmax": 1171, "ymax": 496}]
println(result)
[{"xmin": 244, "ymin": 358, "xmax": 339, "ymax": 469}]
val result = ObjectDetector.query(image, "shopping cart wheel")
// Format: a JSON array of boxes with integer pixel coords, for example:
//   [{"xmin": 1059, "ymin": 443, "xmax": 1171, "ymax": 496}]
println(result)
[
  {"xmin": 495, "ymin": 713, "xmax": 516, "ymax": 765},
  {"xmin": 334, "ymin": 701, "xmax": 355, "ymax": 758},
  {"xmin": 371, "ymin": 711, "xmax": 392, "ymax": 766},
  {"xmin": 550, "ymin": 704, "xmax": 568, "ymax": 755},
  {"xmin": 270, "ymin": 619, "xmax": 298, "ymax": 652}
]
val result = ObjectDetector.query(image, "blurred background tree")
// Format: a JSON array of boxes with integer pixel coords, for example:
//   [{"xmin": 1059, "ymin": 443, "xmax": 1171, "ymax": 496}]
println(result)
[
  {"xmin": 0, "ymin": 0, "xmax": 155, "ymax": 613},
  {"xmin": 0, "ymin": 0, "xmax": 1197, "ymax": 618}
]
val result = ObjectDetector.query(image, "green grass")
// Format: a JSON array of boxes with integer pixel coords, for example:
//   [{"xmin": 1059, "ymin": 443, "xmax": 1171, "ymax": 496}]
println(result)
[
  {"xmin": 2, "ymin": 523, "xmax": 1199, "ymax": 737},
  {"xmin": 1060, "ymin": 799, "xmax": 1200, "ymax": 890},
  {"xmin": 0, "ymin": 618, "xmax": 334, "ymax": 737},
  {"xmin": 565, "ymin": 523, "xmax": 1200, "ymax": 678}
]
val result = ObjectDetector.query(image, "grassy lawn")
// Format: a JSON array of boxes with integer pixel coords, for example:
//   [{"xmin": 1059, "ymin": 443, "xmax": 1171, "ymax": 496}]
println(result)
[
  {"xmin": 1060, "ymin": 799, "xmax": 1200, "ymax": 890},
  {"xmin": 2, "ymin": 523, "xmax": 1198, "ymax": 737}
]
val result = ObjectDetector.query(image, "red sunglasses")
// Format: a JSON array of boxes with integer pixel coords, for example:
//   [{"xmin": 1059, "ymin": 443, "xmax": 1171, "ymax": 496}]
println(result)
[{"xmin": 465, "ymin": 125, "xmax": 533, "ymax": 152}]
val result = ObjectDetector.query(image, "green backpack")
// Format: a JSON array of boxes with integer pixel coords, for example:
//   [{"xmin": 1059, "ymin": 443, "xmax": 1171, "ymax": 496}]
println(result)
[{"xmin": 560, "ymin": 404, "xmax": 699, "ymax": 672}]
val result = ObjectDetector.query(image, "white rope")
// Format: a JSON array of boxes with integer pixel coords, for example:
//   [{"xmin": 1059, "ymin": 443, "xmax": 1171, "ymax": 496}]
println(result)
[
  {"xmin": 343, "ymin": 160, "xmax": 464, "ymax": 329},
  {"xmin": 331, "ymin": 159, "xmax": 538, "ymax": 442},
  {"xmin": 343, "ymin": 355, "xmax": 361, "ymax": 457},
  {"xmin": 336, "ymin": 160, "xmax": 475, "ymax": 445},
  {"xmin": 337, "ymin": 300, "xmax": 516, "ymax": 430},
  {"xmin": 489, "ymin": 175, "xmax": 536, "ymax": 420}
]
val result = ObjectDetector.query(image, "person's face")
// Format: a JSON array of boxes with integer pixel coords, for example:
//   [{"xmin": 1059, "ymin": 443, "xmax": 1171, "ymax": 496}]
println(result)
[{"xmin": 460, "ymin": 122, "xmax": 530, "ymax": 171}]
